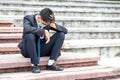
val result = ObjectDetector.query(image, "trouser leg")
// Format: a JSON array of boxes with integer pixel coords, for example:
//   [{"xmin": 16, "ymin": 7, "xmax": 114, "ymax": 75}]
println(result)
[
  {"xmin": 41, "ymin": 32, "xmax": 65, "ymax": 60},
  {"xmin": 23, "ymin": 34, "xmax": 39, "ymax": 64}
]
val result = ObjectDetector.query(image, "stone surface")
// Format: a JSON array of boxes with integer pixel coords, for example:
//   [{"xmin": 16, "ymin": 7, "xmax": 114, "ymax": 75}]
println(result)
[
  {"xmin": 0, "ymin": 0, "xmax": 120, "ymax": 28},
  {"xmin": 0, "ymin": 0, "xmax": 120, "ymax": 79},
  {"xmin": 0, "ymin": 20, "xmax": 14, "ymax": 27},
  {"xmin": 1, "ymin": 28, "xmax": 120, "ymax": 41},
  {"xmin": 0, "ymin": 65, "xmax": 120, "ymax": 80},
  {"xmin": 0, "ymin": 27, "xmax": 23, "ymax": 33},
  {"xmin": 1, "ymin": 39, "xmax": 120, "ymax": 52},
  {"xmin": 0, "ymin": 53, "xmax": 100, "ymax": 73}
]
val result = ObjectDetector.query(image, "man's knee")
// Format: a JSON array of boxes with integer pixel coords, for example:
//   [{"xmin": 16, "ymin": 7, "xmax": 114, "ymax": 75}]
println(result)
[{"xmin": 57, "ymin": 32, "xmax": 65, "ymax": 39}]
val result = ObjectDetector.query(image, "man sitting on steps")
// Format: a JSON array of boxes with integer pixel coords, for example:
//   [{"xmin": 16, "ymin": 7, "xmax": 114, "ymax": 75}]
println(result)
[{"xmin": 18, "ymin": 8, "xmax": 68, "ymax": 73}]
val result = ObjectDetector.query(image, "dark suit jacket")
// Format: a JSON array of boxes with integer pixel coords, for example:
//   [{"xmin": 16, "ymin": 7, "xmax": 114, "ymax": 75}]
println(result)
[
  {"xmin": 23, "ymin": 14, "xmax": 68, "ymax": 37},
  {"xmin": 18, "ymin": 14, "xmax": 68, "ymax": 52}
]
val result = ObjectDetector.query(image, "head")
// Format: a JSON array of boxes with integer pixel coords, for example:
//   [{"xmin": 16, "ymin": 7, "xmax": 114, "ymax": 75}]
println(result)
[{"xmin": 36, "ymin": 8, "xmax": 55, "ymax": 25}]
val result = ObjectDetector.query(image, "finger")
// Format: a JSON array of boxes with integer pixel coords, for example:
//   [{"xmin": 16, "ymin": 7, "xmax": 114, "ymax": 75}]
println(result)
[
  {"xmin": 45, "ymin": 39, "xmax": 50, "ymax": 44},
  {"xmin": 45, "ymin": 37, "xmax": 50, "ymax": 44}
]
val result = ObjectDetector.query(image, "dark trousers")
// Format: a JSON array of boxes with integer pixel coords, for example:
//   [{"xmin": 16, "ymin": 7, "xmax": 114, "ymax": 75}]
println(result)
[{"xmin": 21, "ymin": 32, "xmax": 65, "ymax": 64}]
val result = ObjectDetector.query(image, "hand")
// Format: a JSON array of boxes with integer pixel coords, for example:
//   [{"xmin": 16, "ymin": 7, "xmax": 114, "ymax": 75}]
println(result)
[
  {"xmin": 44, "ymin": 30, "xmax": 50, "ymax": 44},
  {"xmin": 49, "ymin": 22, "xmax": 57, "ymax": 29},
  {"xmin": 61, "ymin": 44, "xmax": 64, "ymax": 52}
]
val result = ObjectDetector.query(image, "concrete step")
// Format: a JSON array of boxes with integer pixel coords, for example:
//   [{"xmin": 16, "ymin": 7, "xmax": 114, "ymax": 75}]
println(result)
[
  {"xmin": 0, "ymin": 53, "xmax": 100, "ymax": 73},
  {"xmin": 1, "ymin": 0, "xmax": 120, "ymax": 4},
  {"xmin": 0, "ymin": 27, "xmax": 23, "ymax": 33},
  {"xmin": 0, "ymin": 34, "xmax": 22, "ymax": 43},
  {"xmin": 1, "ymin": 7, "xmax": 120, "ymax": 17},
  {"xmin": 1, "ymin": 16, "xmax": 120, "ymax": 28},
  {"xmin": 63, "ymin": 39, "xmax": 120, "ymax": 57},
  {"xmin": 1, "ymin": 0, "xmax": 120, "ymax": 5},
  {"xmin": 1, "ymin": 27, "xmax": 120, "ymax": 33},
  {"xmin": 67, "ymin": 28, "xmax": 120, "ymax": 39},
  {"xmin": 0, "ymin": 65, "xmax": 120, "ymax": 80},
  {"xmin": 1, "ymin": 39, "xmax": 120, "ymax": 55},
  {"xmin": 0, "ymin": 20, "xmax": 14, "ymax": 27},
  {"xmin": 63, "ymin": 0, "xmax": 120, "ymax": 4},
  {"xmin": 0, "ymin": 1, "xmax": 120, "ymax": 9},
  {"xmin": 1, "ymin": 15, "xmax": 120, "ymax": 21},
  {"xmin": 1, "ymin": 28, "xmax": 120, "ymax": 42}
]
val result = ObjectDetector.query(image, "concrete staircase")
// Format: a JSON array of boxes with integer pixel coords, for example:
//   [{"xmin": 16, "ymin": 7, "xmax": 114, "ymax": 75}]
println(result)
[
  {"xmin": 1, "ymin": 65, "xmax": 120, "ymax": 80},
  {"xmin": 0, "ymin": 24, "xmax": 103, "ymax": 79},
  {"xmin": 0, "ymin": 0, "xmax": 120, "ymax": 80},
  {"xmin": 1, "ymin": 27, "xmax": 120, "ymax": 57},
  {"xmin": 1, "ymin": 0, "xmax": 120, "ymax": 28},
  {"xmin": 0, "ymin": 26, "xmax": 102, "ymax": 79}
]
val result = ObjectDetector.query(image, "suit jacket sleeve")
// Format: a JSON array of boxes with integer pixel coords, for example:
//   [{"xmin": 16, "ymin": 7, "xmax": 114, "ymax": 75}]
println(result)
[
  {"xmin": 23, "ymin": 15, "xmax": 45, "ymax": 36},
  {"xmin": 50, "ymin": 23, "xmax": 68, "ymax": 34}
]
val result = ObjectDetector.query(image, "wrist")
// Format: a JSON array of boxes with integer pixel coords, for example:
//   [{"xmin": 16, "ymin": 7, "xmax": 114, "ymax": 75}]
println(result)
[{"xmin": 50, "ymin": 23, "xmax": 57, "ymax": 29}]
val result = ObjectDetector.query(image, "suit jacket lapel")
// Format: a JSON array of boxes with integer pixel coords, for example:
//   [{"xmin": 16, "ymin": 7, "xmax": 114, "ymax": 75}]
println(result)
[{"xmin": 33, "ymin": 14, "xmax": 38, "ymax": 28}]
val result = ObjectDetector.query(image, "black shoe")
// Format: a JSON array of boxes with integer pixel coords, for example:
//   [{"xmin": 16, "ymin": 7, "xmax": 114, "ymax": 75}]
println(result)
[
  {"xmin": 32, "ymin": 65, "xmax": 40, "ymax": 73},
  {"xmin": 46, "ymin": 63, "xmax": 64, "ymax": 71}
]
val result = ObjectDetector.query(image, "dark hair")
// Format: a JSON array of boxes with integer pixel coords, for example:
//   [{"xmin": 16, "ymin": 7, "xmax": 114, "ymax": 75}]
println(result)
[{"xmin": 39, "ymin": 8, "xmax": 55, "ymax": 22}]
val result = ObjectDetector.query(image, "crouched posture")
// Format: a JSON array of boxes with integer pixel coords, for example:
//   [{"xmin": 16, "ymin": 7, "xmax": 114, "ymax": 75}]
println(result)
[{"xmin": 18, "ymin": 8, "xmax": 68, "ymax": 73}]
